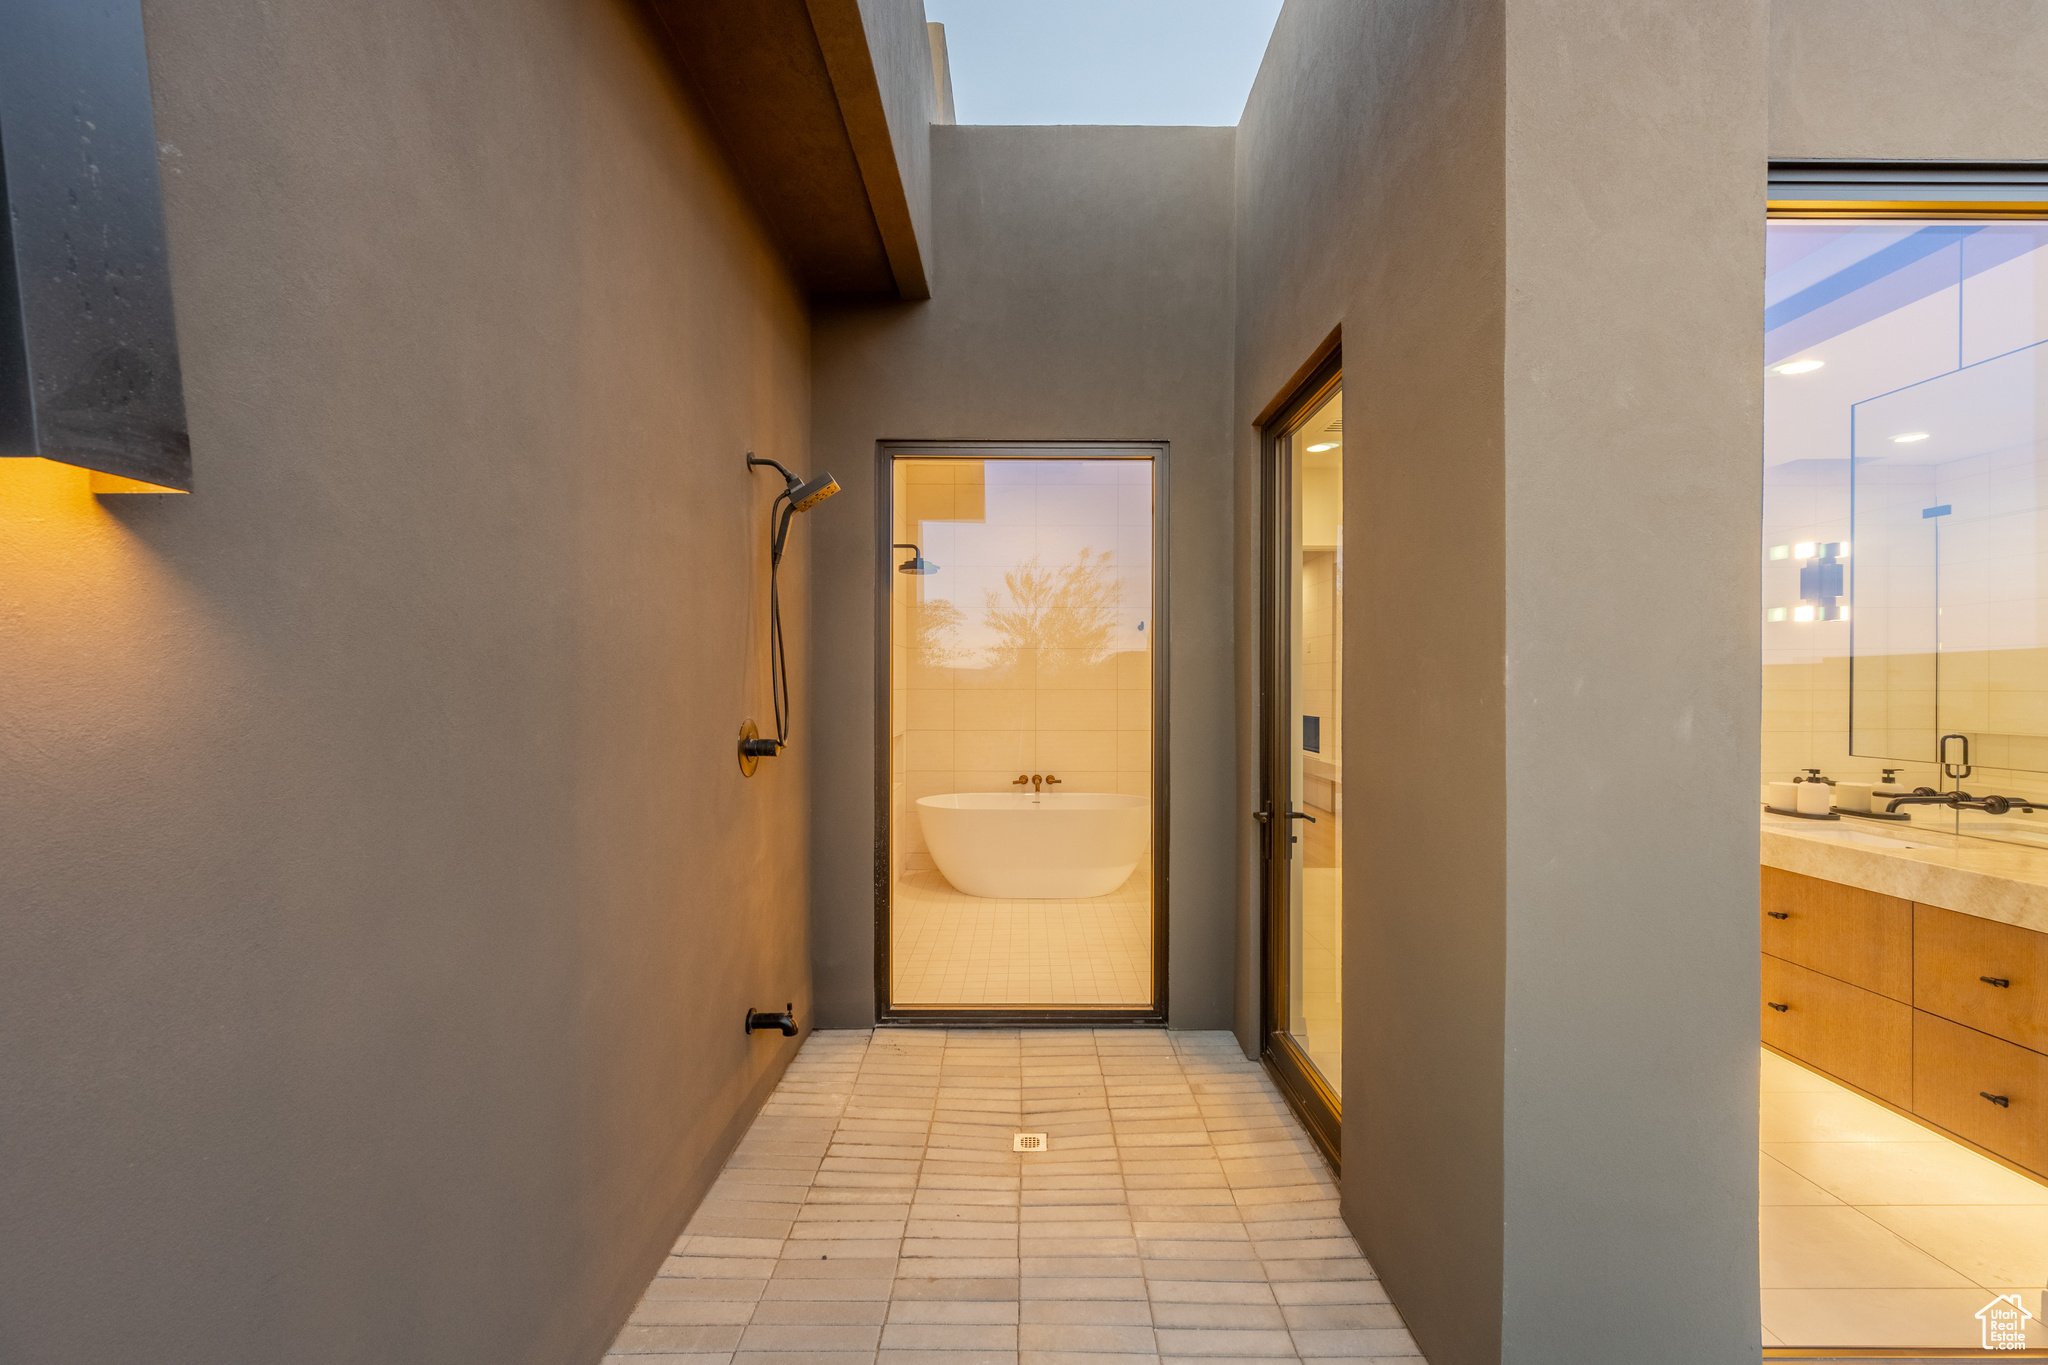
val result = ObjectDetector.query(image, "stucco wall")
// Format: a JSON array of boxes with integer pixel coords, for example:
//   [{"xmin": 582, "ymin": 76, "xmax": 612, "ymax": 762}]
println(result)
[
  {"xmin": 1236, "ymin": 2, "xmax": 1762, "ymax": 1362},
  {"xmin": 808, "ymin": 125, "xmax": 1237, "ymax": 1028},
  {"xmin": 1235, "ymin": 6, "xmax": 1509, "ymax": 1360},
  {"xmin": 1499, "ymin": 4, "xmax": 1765, "ymax": 1362},
  {"xmin": 1771, "ymin": 0, "xmax": 2048, "ymax": 159},
  {"xmin": 861, "ymin": 0, "xmax": 937, "ymax": 269},
  {"xmin": 0, "ymin": 2, "xmax": 815, "ymax": 1361}
]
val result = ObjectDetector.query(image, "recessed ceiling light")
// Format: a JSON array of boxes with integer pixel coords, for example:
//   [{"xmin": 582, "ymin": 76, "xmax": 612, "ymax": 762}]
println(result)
[
  {"xmin": 1793, "ymin": 605, "xmax": 1816, "ymax": 622},
  {"xmin": 1767, "ymin": 607, "xmax": 1787, "ymax": 622},
  {"xmin": 1892, "ymin": 431, "xmax": 1931, "ymax": 443},
  {"xmin": 1773, "ymin": 359, "xmax": 1825, "ymax": 375},
  {"xmin": 1306, "ymin": 442, "xmax": 1339, "ymax": 452},
  {"xmin": 1794, "ymin": 542, "xmax": 1816, "ymax": 559}
]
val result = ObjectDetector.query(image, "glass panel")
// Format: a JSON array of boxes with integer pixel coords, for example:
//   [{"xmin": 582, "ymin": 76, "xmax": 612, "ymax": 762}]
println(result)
[
  {"xmin": 1765, "ymin": 221, "xmax": 2048, "ymax": 846},
  {"xmin": 1285, "ymin": 389, "xmax": 1343, "ymax": 1092},
  {"xmin": 888, "ymin": 456, "xmax": 1154, "ymax": 1008},
  {"xmin": 1762, "ymin": 219, "xmax": 2048, "ymax": 1356}
]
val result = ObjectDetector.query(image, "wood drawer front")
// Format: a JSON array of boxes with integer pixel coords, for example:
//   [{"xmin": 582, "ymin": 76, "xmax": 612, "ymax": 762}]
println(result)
[
  {"xmin": 1915, "ymin": 903, "xmax": 2048, "ymax": 1052},
  {"xmin": 1763, "ymin": 953, "xmax": 1912, "ymax": 1106},
  {"xmin": 1761, "ymin": 867, "xmax": 1912, "ymax": 1001},
  {"xmin": 1913, "ymin": 1010, "xmax": 2048, "ymax": 1175}
]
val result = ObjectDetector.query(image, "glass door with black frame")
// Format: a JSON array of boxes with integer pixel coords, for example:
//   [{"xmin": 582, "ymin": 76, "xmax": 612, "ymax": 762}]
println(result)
[{"xmin": 1263, "ymin": 379, "xmax": 1343, "ymax": 1154}]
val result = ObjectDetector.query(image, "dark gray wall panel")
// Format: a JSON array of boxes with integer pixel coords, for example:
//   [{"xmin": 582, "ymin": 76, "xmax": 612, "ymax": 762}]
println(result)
[{"xmin": 0, "ymin": 0, "xmax": 189, "ymax": 489}]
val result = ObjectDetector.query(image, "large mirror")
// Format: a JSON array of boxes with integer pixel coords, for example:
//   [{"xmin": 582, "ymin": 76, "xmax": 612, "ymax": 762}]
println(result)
[{"xmin": 1765, "ymin": 220, "xmax": 2048, "ymax": 846}]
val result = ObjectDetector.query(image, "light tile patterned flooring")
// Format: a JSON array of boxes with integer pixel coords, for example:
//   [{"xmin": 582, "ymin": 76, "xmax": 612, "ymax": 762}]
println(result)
[
  {"xmin": 1761, "ymin": 1047, "xmax": 2048, "ymax": 1349},
  {"xmin": 607, "ymin": 1028, "xmax": 1420, "ymax": 1365},
  {"xmin": 892, "ymin": 872, "xmax": 1152, "ymax": 1006}
]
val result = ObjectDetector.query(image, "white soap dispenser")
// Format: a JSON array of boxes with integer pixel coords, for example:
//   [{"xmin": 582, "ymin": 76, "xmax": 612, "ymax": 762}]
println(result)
[{"xmin": 1794, "ymin": 768, "xmax": 1836, "ymax": 817}]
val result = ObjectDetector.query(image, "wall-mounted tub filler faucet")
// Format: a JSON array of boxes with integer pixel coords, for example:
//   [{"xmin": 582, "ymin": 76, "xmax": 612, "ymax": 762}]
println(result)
[
  {"xmin": 744, "ymin": 1003, "xmax": 798, "ymax": 1037},
  {"xmin": 1043, "ymin": 775, "xmax": 1061, "ymax": 789}
]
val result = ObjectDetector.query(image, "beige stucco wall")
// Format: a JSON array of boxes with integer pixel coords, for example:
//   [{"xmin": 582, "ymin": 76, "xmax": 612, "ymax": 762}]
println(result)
[
  {"xmin": 0, "ymin": 2, "xmax": 815, "ymax": 1360},
  {"xmin": 1771, "ymin": 0, "xmax": 2048, "ymax": 158},
  {"xmin": 1238, "ymin": 2, "xmax": 1765, "ymax": 1362},
  {"xmin": 808, "ymin": 125, "xmax": 1238, "ymax": 1028},
  {"xmin": 1235, "ymin": 5, "xmax": 1510, "ymax": 1359}
]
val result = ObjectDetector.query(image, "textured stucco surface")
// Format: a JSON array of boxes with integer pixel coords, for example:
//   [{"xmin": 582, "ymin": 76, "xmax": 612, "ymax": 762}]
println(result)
[
  {"xmin": 1236, "ymin": 2, "xmax": 1762, "ymax": 1362},
  {"xmin": 1236, "ymin": 7, "xmax": 1508, "ymax": 1361},
  {"xmin": 1500, "ymin": 3, "xmax": 1765, "ymax": 1362},
  {"xmin": 855, "ymin": 0, "xmax": 937, "ymax": 293},
  {"xmin": 808, "ymin": 125, "xmax": 1238, "ymax": 1030},
  {"xmin": 0, "ymin": 2, "xmax": 815, "ymax": 1361},
  {"xmin": 1771, "ymin": 0, "xmax": 2048, "ymax": 159}
]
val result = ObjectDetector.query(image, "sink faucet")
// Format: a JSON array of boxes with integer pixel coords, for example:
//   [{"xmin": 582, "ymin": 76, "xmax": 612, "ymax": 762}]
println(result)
[
  {"xmin": 1044, "ymin": 775, "xmax": 1061, "ymax": 791},
  {"xmin": 1884, "ymin": 788, "xmax": 2041, "ymax": 815}
]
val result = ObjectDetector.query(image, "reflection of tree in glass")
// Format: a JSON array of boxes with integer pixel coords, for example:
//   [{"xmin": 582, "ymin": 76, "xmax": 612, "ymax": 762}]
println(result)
[
  {"xmin": 908, "ymin": 595, "xmax": 970, "ymax": 669},
  {"xmin": 983, "ymin": 550, "xmax": 1123, "ymax": 677}
]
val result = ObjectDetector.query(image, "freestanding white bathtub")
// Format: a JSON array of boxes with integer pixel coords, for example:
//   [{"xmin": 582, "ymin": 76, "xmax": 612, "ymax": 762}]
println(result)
[{"xmin": 916, "ymin": 792, "xmax": 1150, "ymax": 899}]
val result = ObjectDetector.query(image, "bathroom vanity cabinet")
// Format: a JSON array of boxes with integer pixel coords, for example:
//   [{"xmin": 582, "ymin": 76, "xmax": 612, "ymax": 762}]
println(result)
[{"xmin": 1762, "ymin": 866, "xmax": 2048, "ymax": 1178}]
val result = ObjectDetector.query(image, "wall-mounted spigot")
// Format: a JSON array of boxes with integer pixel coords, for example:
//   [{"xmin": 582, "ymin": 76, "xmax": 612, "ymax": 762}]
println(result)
[{"xmin": 745, "ymin": 1003, "xmax": 798, "ymax": 1037}]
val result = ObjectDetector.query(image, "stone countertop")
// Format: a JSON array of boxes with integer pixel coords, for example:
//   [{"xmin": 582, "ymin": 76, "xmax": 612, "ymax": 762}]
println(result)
[{"xmin": 1762, "ymin": 809, "xmax": 2048, "ymax": 934}]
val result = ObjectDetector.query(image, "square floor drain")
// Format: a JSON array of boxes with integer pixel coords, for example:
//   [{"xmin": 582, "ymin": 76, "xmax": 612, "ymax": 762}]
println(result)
[{"xmin": 1013, "ymin": 1133, "xmax": 1047, "ymax": 1152}]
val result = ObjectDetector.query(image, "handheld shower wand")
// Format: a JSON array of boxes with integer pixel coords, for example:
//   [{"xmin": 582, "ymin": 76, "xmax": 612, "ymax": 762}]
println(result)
[{"xmin": 743, "ymin": 454, "xmax": 839, "ymax": 767}]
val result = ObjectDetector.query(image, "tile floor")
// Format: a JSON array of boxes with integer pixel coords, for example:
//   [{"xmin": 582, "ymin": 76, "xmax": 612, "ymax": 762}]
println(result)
[
  {"xmin": 892, "ymin": 871, "xmax": 1151, "ymax": 1007},
  {"xmin": 607, "ymin": 1028, "xmax": 1420, "ymax": 1365},
  {"xmin": 1761, "ymin": 1047, "xmax": 2048, "ymax": 1349}
]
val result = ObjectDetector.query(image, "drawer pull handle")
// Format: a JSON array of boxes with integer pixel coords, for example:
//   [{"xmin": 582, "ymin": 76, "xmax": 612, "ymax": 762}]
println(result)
[
  {"xmin": 1982, "ymin": 976, "xmax": 2012, "ymax": 988},
  {"xmin": 1767, "ymin": 1001, "xmax": 1790, "ymax": 1012},
  {"xmin": 1767, "ymin": 911, "xmax": 1790, "ymax": 920},
  {"xmin": 1982, "ymin": 1091, "xmax": 2012, "ymax": 1108}
]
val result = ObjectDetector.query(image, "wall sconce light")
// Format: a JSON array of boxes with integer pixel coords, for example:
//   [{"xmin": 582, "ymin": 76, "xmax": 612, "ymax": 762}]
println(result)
[
  {"xmin": 1798, "ymin": 541, "xmax": 1848, "ymax": 621},
  {"xmin": 0, "ymin": 2, "xmax": 191, "ymax": 493}
]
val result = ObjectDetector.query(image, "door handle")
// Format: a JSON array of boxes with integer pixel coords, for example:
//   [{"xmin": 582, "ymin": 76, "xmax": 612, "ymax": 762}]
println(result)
[
  {"xmin": 1768, "ymin": 911, "xmax": 1790, "ymax": 920},
  {"xmin": 1982, "ymin": 976, "xmax": 2012, "ymax": 988},
  {"xmin": 1288, "ymin": 811, "xmax": 1317, "ymax": 824},
  {"xmin": 1983, "ymin": 1091, "xmax": 2011, "ymax": 1108},
  {"xmin": 1767, "ymin": 1001, "xmax": 1789, "ymax": 1012}
]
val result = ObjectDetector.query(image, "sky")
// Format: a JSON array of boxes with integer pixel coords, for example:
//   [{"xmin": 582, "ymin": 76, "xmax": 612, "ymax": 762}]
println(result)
[{"xmin": 921, "ymin": 0, "xmax": 1285, "ymax": 126}]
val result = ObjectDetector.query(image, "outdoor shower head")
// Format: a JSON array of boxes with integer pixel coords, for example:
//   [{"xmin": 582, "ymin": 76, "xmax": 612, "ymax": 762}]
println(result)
[
  {"xmin": 742, "ymin": 452, "xmax": 841, "ymax": 770},
  {"xmin": 789, "ymin": 471, "xmax": 841, "ymax": 512},
  {"xmin": 746, "ymin": 454, "xmax": 840, "ymax": 512},
  {"xmin": 893, "ymin": 542, "xmax": 938, "ymax": 575}
]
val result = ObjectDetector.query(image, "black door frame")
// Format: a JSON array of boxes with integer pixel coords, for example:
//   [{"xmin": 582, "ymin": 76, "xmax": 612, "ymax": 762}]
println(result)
[
  {"xmin": 1258, "ymin": 351, "xmax": 1343, "ymax": 1167},
  {"xmin": 873, "ymin": 440, "xmax": 1170, "ymax": 1026}
]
